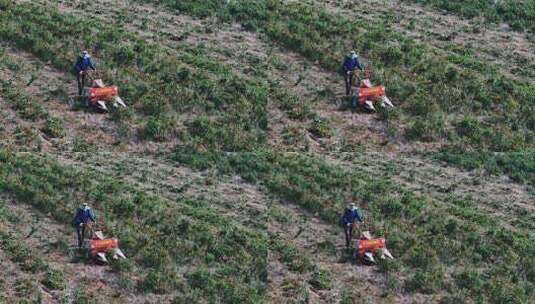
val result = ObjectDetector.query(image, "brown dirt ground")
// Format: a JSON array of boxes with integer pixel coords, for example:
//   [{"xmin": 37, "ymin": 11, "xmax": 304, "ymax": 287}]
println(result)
[{"xmin": 0, "ymin": 246, "xmax": 49, "ymax": 303}]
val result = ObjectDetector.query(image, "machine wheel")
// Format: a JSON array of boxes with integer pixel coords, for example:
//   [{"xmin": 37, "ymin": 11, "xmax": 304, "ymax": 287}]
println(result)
[
  {"xmin": 352, "ymin": 248, "xmax": 358, "ymax": 263},
  {"xmin": 350, "ymin": 87, "xmax": 360, "ymax": 110}
]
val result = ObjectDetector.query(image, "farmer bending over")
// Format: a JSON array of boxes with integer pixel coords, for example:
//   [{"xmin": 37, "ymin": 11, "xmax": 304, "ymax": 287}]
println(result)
[
  {"xmin": 73, "ymin": 202, "xmax": 96, "ymax": 248},
  {"xmin": 342, "ymin": 203, "xmax": 363, "ymax": 247},
  {"xmin": 342, "ymin": 51, "xmax": 363, "ymax": 95},
  {"xmin": 74, "ymin": 51, "xmax": 96, "ymax": 95}
]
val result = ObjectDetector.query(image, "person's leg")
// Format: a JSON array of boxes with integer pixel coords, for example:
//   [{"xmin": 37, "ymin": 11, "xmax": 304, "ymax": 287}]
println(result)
[
  {"xmin": 81, "ymin": 73, "xmax": 86, "ymax": 91},
  {"xmin": 82, "ymin": 224, "xmax": 86, "ymax": 242},
  {"xmin": 344, "ymin": 73, "xmax": 351, "ymax": 95},
  {"xmin": 76, "ymin": 225, "xmax": 83, "ymax": 248},
  {"xmin": 349, "ymin": 73, "xmax": 354, "ymax": 92},
  {"xmin": 344, "ymin": 224, "xmax": 351, "ymax": 247},
  {"xmin": 351, "ymin": 88, "xmax": 359, "ymax": 109},
  {"xmin": 348, "ymin": 223, "xmax": 354, "ymax": 245},
  {"xmin": 77, "ymin": 73, "xmax": 83, "ymax": 95}
]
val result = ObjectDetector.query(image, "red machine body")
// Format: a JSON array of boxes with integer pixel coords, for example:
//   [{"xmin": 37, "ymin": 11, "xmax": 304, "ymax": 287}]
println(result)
[
  {"xmin": 89, "ymin": 238, "xmax": 119, "ymax": 257},
  {"xmin": 358, "ymin": 86, "xmax": 386, "ymax": 105},
  {"xmin": 356, "ymin": 238, "xmax": 386, "ymax": 258},
  {"xmin": 87, "ymin": 86, "xmax": 118, "ymax": 102}
]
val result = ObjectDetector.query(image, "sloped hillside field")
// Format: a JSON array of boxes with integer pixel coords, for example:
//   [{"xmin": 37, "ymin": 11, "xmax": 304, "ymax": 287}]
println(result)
[{"xmin": 0, "ymin": 0, "xmax": 533, "ymax": 303}]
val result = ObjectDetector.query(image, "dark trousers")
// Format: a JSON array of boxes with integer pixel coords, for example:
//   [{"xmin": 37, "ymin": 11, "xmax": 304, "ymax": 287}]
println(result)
[
  {"xmin": 76, "ymin": 73, "xmax": 87, "ymax": 95},
  {"xmin": 345, "ymin": 72, "xmax": 362, "ymax": 96},
  {"xmin": 76, "ymin": 224, "xmax": 86, "ymax": 248},
  {"xmin": 344, "ymin": 223, "xmax": 354, "ymax": 247},
  {"xmin": 351, "ymin": 88, "xmax": 360, "ymax": 109},
  {"xmin": 344, "ymin": 73, "xmax": 354, "ymax": 95}
]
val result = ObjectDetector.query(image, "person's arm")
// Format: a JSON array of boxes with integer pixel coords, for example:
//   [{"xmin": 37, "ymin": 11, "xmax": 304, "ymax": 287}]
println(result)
[
  {"xmin": 356, "ymin": 58, "xmax": 364, "ymax": 71},
  {"xmin": 89, "ymin": 209, "xmax": 96, "ymax": 222},
  {"xmin": 355, "ymin": 209, "xmax": 364, "ymax": 223},
  {"xmin": 88, "ymin": 58, "xmax": 96, "ymax": 70}
]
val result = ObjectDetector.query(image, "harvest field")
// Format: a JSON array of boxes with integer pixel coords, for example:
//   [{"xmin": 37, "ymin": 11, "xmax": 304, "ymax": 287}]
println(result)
[{"xmin": 0, "ymin": 0, "xmax": 533, "ymax": 303}]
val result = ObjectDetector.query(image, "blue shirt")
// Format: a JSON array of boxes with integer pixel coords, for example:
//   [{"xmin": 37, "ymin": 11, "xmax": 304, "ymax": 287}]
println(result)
[
  {"xmin": 343, "ymin": 56, "xmax": 363, "ymax": 72},
  {"xmin": 73, "ymin": 207, "xmax": 96, "ymax": 226},
  {"xmin": 74, "ymin": 55, "xmax": 95, "ymax": 72},
  {"xmin": 342, "ymin": 207, "xmax": 363, "ymax": 225}
]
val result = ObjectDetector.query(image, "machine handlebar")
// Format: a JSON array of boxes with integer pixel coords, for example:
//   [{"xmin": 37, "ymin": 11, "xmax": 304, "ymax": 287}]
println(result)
[{"xmin": 352, "ymin": 69, "xmax": 372, "ymax": 79}]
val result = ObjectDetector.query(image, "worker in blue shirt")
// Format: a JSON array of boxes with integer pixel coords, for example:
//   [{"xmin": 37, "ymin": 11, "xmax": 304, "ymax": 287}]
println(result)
[
  {"xmin": 72, "ymin": 203, "xmax": 96, "ymax": 248},
  {"xmin": 342, "ymin": 51, "xmax": 364, "ymax": 95},
  {"xmin": 73, "ymin": 51, "xmax": 96, "ymax": 95},
  {"xmin": 342, "ymin": 203, "xmax": 364, "ymax": 247}
]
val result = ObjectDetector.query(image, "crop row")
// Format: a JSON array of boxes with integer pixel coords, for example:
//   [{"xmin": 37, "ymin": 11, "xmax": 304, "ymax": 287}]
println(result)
[
  {"xmin": 174, "ymin": 148, "xmax": 534, "ymax": 302},
  {"xmin": 0, "ymin": 149, "xmax": 348, "ymax": 302},
  {"xmin": 0, "ymin": 52, "xmax": 68, "ymax": 142},
  {"xmin": 0, "ymin": 1, "xmax": 276, "ymax": 150},
  {"xmin": 138, "ymin": 0, "xmax": 534, "ymax": 152},
  {"xmin": 4, "ymin": 1, "xmax": 531, "ymax": 158},
  {"xmin": 136, "ymin": 0, "xmax": 535, "ymax": 182},
  {"xmin": 0, "ymin": 0, "xmax": 338, "ymax": 152},
  {"xmin": 0, "ymin": 204, "xmax": 67, "ymax": 300},
  {"xmin": 401, "ymin": 0, "xmax": 535, "ymax": 31},
  {"xmin": 3, "ymin": 0, "xmax": 532, "ymax": 162},
  {"xmin": 0, "ymin": 150, "xmax": 272, "ymax": 302},
  {"xmin": 435, "ymin": 147, "xmax": 535, "ymax": 186},
  {"xmin": 0, "ymin": 50, "xmax": 48, "ymax": 121}
]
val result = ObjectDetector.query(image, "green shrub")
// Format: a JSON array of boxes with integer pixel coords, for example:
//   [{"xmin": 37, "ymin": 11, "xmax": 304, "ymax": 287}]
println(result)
[
  {"xmin": 73, "ymin": 136, "xmax": 97, "ymax": 152},
  {"xmin": 405, "ymin": 246, "xmax": 439, "ymax": 269},
  {"xmin": 0, "ymin": 232, "xmax": 46, "ymax": 273},
  {"xmin": 72, "ymin": 287, "xmax": 92, "ymax": 304},
  {"xmin": 13, "ymin": 126, "xmax": 42, "ymax": 151},
  {"xmin": 440, "ymin": 291, "xmax": 470, "ymax": 304},
  {"xmin": 139, "ymin": 246, "xmax": 172, "ymax": 269},
  {"xmin": 308, "ymin": 117, "xmax": 332, "ymax": 138},
  {"xmin": 41, "ymin": 117, "xmax": 65, "ymax": 138},
  {"xmin": 0, "ymin": 79, "xmax": 48, "ymax": 121},
  {"xmin": 110, "ymin": 258, "xmax": 134, "ymax": 273},
  {"xmin": 454, "ymin": 269, "xmax": 483, "ymax": 294},
  {"xmin": 308, "ymin": 269, "xmax": 332, "ymax": 290},
  {"xmin": 41, "ymin": 269, "xmax": 66, "ymax": 291},
  {"xmin": 377, "ymin": 258, "xmax": 402, "ymax": 274},
  {"xmin": 406, "ymin": 114, "xmax": 445, "ymax": 142},
  {"xmin": 141, "ymin": 116, "xmax": 176, "ymax": 141},
  {"xmin": 13, "ymin": 278, "xmax": 40, "ymax": 301},
  {"xmin": 435, "ymin": 148, "xmax": 535, "ymax": 185},
  {"xmin": 405, "ymin": 267, "xmax": 445, "ymax": 294},
  {"xmin": 138, "ymin": 269, "xmax": 182, "ymax": 294}
]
